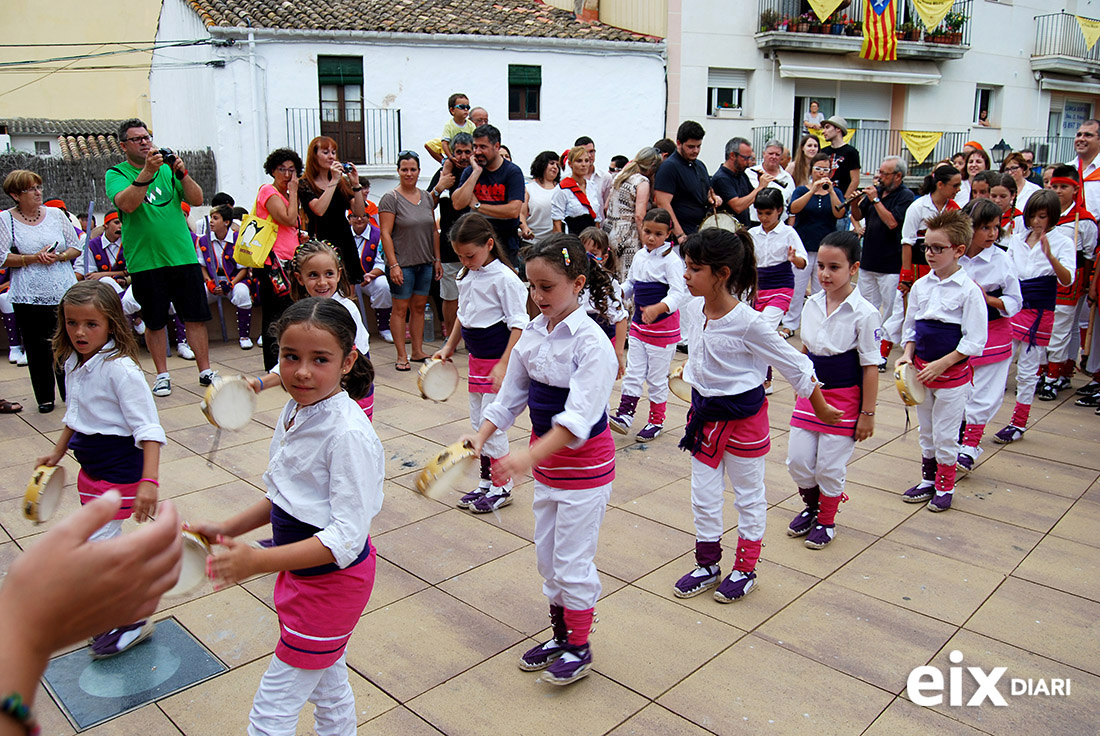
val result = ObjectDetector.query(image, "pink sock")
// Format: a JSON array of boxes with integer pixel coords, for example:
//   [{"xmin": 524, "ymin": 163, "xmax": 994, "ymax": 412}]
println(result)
[{"xmin": 563, "ymin": 608, "xmax": 594, "ymax": 646}]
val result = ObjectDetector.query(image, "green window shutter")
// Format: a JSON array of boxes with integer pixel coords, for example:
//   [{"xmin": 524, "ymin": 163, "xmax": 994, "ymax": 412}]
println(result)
[
  {"xmin": 508, "ymin": 65, "xmax": 542, "ymax": 86},
  {"xmin": 318, "ymin": 56, "xmax": 364, "ymax": 86}
]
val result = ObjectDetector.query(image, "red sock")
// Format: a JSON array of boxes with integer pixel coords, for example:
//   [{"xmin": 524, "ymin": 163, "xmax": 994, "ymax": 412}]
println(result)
[
  {"xmin": 1011, "ymin": 402, "xmax": 1030, "ymax": 428},
  {"xmin": 1064, "ymin": 359, "xmax": 1076, "ymax": 377},
  {"xmin": 648, "ymin": 401, "xmax": 667, "ymax": 425},
  {"xmin": 880, "ymin": 340, "xmax": 893, "ymax": 359},
  {"xmin": 563, "ymin": 608, "xmax": 594, "ymax": 646},
  {"xmin": 961, "ymin": 423, "xmax": 984, "ymax": 448},
  {"xmin": 733, "ymin": 537, "xmax": 762, "ymax": 573},
  {"xmin": 1046, "ymin": 362, "xmax": 1060, "ymax": 379},
  {"xmin": 817, "ymin": 493, "xmax": 843, "ymax": 525},
  {"xmin": 935, "ymin": 463, "xmax": 956, "ymax": 494}
]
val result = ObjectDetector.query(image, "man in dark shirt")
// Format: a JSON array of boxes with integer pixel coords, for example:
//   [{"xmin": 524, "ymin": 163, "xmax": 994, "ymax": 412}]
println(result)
[
  {"xmin": 453, "ymin": 124, "xmax": 525, "ymax": 264},
  {"xmin": 654, "ymin": 120, "xmax": 720, "ymax": 244},
  {"xmin": 850, "ymin": 154, "xmax": 914, "ymax": 368},
  {"xmin": 820, "ymin": 115, "xmax": 861, "ymax": 201},
  {"xmin": 711, "ymin": 137, "xmax": 772, "ymax": 228},
  {"xmin": 428, "ymin": 132, "xmax": 472, "ymax": 335}
]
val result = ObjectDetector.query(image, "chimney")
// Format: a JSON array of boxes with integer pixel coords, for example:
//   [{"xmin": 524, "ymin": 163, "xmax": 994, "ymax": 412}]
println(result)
[{"xmin": 573, "ymin": 0, "xmax": 598, "ymax": 22}]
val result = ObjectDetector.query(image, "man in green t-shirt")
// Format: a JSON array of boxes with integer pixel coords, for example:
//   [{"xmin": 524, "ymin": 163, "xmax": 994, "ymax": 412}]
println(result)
[{"xmin": 106, "ymin": 119, "xmax": 215, "ymax": 397}]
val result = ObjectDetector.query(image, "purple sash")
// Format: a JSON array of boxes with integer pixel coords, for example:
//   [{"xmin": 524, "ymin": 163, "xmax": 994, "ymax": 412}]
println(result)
[
  {"xmin": 270, "ymin": 503, "xmax": 371, "ymax": 576},
  {"xmin": 632, "ymin": 281, "xmax": 673, "ymax": 324},
  {"xmin": 915, "ymin": 319, "xmax": 963, "ymax": 363},
  {"xmin": 69, "ymin": 432, "xmax": 143, "ymax": 484},
  {"xmin": 1019, "ymin": 275, "xmax": 1056, "ymax": 311},
  {"xmin": 757, "ymin": 262, "xmax": 794, "ymax": 290},
  {"xmin": 985, "ymin": 287, "xmax": 1004, "ymax": 322},
  {"xmin": 528, "ymin": 380, "xmax": 607, "ymax": 439},
  {"xmin": 461, "ymin": 322, "xmax": 511, "ymax": 360},
  {"xmin": 680, "ymin": 386, "xmax": 766, "ymax": 455},
  {"xmin": 808, "ymin": 349, "xmax": 861, "ymax": 388}
]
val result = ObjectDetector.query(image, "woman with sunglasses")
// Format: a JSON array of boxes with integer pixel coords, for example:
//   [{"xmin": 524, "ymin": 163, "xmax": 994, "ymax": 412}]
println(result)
[
  {"xmin": 300, "ymin": 136, "xmax": 367, "ymax": 282},
  {"xmin": 254, "ymin": 149, "xmax": 304, "ymax": 370},
  {"xmin": 380, "ymin": 150, "xmax": 442, "ymax": 371}
]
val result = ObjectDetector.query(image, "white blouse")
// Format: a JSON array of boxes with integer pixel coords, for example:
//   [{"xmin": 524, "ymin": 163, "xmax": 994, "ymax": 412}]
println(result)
[
  {"xmin": 747, "ymin": 222, "xmax": 808, "ymax": 268},
  {"xmin": 959, "ymin": 246, "xmax": 1022, "ymax": 318},
  {"xmin": 265, "ymin": 391, "xmax": 385, "ymax": 568},
  {"xmin": 551, "ymin": 185, "xmax": 600, "ymax": 224},
  {"xmin": 1005, "ymin": 230, "xmax": 1076, "ymax": 283},
  {"xmin": 0, "ymin": 208, "xmax": 81, "ymax": 305},
  {"xmin": 800, "ymin": 289, "xmax": 883, "ymax": 365},
  {"xmin": 622, "ymin": 245, "xmax": 690, "ymax": 314},
  {"xmin": 901, "ymin": 267, "xmax": 989, "ymax": 357},
  {"xmin": 62, "ymin": 341, "xmax": 166, "ymax": 447},
  {"xmin": 456, "ymin": 259, "xmax": 529, "ymax": 329},
  {"xmin": 525, "ymin": 181, "xmax": 556, "ymax": 240}
]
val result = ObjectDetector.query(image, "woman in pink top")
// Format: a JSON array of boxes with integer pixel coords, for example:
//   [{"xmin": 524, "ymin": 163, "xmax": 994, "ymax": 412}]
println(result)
[{"xmin": 256, "ymin": 148, "xmax": 303, "ymax": 370}]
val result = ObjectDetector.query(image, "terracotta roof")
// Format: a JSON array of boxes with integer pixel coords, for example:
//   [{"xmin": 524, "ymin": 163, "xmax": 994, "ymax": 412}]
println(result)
[
  {"xmin": 185, "ymin": 0, "xmax": 658, "ymax": 42},
  {"xmin": 1, "ymin": 117, "xmax": 119, "ymax": 137}
]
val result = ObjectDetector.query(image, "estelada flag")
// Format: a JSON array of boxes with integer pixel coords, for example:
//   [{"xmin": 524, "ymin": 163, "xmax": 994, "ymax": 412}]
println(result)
[{"xmin": 861, "ymin": 0, "xmax": 897, "ymax": 61}]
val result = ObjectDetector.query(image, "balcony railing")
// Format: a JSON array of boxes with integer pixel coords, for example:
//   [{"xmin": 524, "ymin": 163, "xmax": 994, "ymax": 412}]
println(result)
[
  {"xmin": 1021, "ymin": 136, "xmax": 1076, "ymax": 168},
  {"xmin": 1032, "ymin": 12, "xmax": 1100, "ymax": 75},
  {"xmin": 757, "ymin": 0, "xmax": 971, "ymax": 53},
  {"xmin": 285, "ymin": 107, "xmax": 402, "ymax": 167},
  {"xmin": 753, "ymin": 125, "xmax": 972, "ymax": 178}
]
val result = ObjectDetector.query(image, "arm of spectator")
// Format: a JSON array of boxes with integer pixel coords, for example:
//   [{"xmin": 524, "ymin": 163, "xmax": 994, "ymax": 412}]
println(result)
[
  {"xmin": 452, "ymin": 163, "xmax": 480, "ymax": 210},
  {"xmin": 654, "ymin": 190, "xmax": 686, "ymax": 241},
  {"xmin": 633, "ymin": 179, "xmax": 650, "ymax": 240}
]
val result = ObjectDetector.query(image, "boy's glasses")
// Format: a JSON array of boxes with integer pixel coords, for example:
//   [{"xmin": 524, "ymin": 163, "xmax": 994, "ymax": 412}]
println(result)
[
  {"xmin": 919, "ymin": 243, "xmax": 951, "ymax": 255},
  {"xmin": 454, "ymin": 104, "xmax": 471, "ymax": 110}
]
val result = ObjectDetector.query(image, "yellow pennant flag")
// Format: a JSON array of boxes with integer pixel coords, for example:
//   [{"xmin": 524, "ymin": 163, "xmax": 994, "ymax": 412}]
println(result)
[
  {"xmin": 1078, "ymin": 15, "xmax": 1100, "ymax": 51},
  {"xmin": 911, "ymin": 0, "xmax": 954, "ymax": 31},
  {"xmin": 812, "ymin": 128, "xmax": 855, "ymax": 147},
  {"xmin": 807, "ymin": 0, "xmax": 845, "ymax": 22},
  {"xmin": 899, "ymin": 131, "xmax": 944, "ymax": 165}
]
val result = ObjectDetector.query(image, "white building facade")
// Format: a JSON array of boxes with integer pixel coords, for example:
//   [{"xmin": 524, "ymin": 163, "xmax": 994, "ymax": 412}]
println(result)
[{"xmin": 149, "ymin": 0, "xmax": 666, "ymax": 202}]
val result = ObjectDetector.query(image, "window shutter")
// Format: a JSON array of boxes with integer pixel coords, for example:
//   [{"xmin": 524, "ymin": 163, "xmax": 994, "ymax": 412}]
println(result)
[
  {"xmin": 707, "ymin": 68, "xmax": 747, "ymax": 89},
  {"xmin": 508, "ymin": 65, "xmax": 542, "ymax": 86},
  {"xmin": 318, "ymin": 56, "xmax": 364, "ymax": 86}
]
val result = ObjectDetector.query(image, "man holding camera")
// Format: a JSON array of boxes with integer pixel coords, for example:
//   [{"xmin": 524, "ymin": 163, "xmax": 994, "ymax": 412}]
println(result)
[{"xmin": 106, "ymin": 119, "xmax": 215, "ymax": 397}]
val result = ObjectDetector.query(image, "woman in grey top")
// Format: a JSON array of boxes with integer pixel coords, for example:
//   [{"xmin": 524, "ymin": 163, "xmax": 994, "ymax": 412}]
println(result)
[
  {"xmin": 1, "ymin": 170, "xmax": 82, "ymax": 412},
  {"xmin": 380, "ymin": 151, "xmax": 441, "ymax": 370}
]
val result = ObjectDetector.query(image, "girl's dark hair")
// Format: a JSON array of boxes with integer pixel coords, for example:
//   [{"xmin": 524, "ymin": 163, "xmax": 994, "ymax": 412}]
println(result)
[
  {"xmin": 579, "ymin": 226, "xmax": 619, "ymax": 276},
  {"xmin": 810, "ymin": 151, "xmax": 832, "ymax": 166},
  {"xmin": 290, "ymin": 240, "xmax": 353, "ymax": 300},
  {"xmin": 449, "ymin": 212, "xmax": 512, "ymax": 279},
  {"xmin": 818, "ymin": 230, "xmax": 861, "ymax": 266},
  {"xmin": 271, "ymin": 297, "xmax": 374, "ymax": 400},
  {"xmin": 530, "ymin": 150, "xmax": 561, "ymax": 182},
  {"xmin": 521, "ymin": 233, "xmax": 617, "ymax": 320},
  {"xmin": 683, "ymin": 228, "xmax": 756, "ymax": 301},
  {"xmin": 642, "ymin": 207, "xmax": 673, "ymax": 229},
  {"xmin": 1023, "ymin": 190, "xmax": 1061, "ymax": 233},
  {"xmin": 990, "ymin": 172, "xmax": 1017, "ymax": 196},
  {"xmin": 972, "ymin": 169, "xmax": 1000, "ymax": 191},
  {"xmin": 53, "ymin": 280, "xmax": 140, "ymax": 367},
  {"xmin": 963, "ymin": 197, "xmax": 1003, "ymax": 241},
  {"xmin": 920, "ymin": 164, "xmax": 960, "ymax": 196},
  {"xmin": 754, "ymin": 187, "xmax": 784, "ymax": 212},
  {"xmin": 264, "ymin": 148, "xmax": 302, "ymax": 176}
]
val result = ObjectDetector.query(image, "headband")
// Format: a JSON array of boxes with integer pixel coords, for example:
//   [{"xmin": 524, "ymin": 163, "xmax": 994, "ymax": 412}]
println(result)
[{"xmin": 1050, "ymin": 177, "xmax": 1080, "ymax": 189}]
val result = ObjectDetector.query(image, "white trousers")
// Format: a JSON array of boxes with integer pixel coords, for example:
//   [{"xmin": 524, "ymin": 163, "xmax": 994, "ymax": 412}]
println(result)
[
  {"xmin": 248, "ymin": 653, "xmax": 356, "ymax": 736},
  {"xmin": 858, "ymin": 270, "xmax": 899, "ymax": 322},
  {"xmin": 205, "ymin": 282, "xmax": 253, "ymax": 310},
  {"xmin": 782, "ymin": 251, "xmax": 820, "ymax": 330},
  {"xmin": 964, "ymin": 359, "xmax": 1012, "ymax": 427},
  {"xmin": 621, "ymin": 335, "xmax": 675, "ymax": 405},
  {"xmin": 760, "ymin": 305, "xmax": 785, "ymax": 331},
  {"xmin": 785, "ymin": 427, "xmax": 854, "ymax": 498},
  {"xmin": 0, "ymin": 292, "xmax": 11, "ymax": 315},
  {"xmin": 881, "ymin": 287, "xmax": 906, "ymax": 344},
  {"xmin": 89, "ymin": 519, "xmax": 124, "ymax": 543},
  {"xmin": 690, "ymin": 454, "xmax": 766, "ymax": 543},
  {"xmin": 916, "ymin": 382, "xmax": 969, "ymax": 466},
  {"xmin": 532, "ymin": 481, "xmax": 611, "ymax": 611},
  {"xmin": 1011, "ymin": 339, "xmax": 1043, "ymax": 405},
  {"xmin": 469, "ymin": 391, "xmax": 509, "ymax": 460},
  {"xmin": 356, "ymin": 277, "xmax": 392, "ymax": 309}
]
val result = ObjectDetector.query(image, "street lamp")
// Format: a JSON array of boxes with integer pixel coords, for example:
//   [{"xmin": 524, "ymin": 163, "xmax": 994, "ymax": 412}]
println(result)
[{"xmin": 991, "ymin": 139, "xmax": 1012, "ymax": 165}]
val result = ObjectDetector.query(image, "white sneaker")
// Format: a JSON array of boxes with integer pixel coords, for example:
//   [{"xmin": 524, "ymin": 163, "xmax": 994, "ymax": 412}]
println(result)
[
  {"xmin": 133, "ymin": 319, "xmax": 146, "ymax": 336},
  {"xmin": 8, "ymin": 346, "xmax": 25, "ymax": 365},
  {"xmin": 176, "ymin": 341, "xmax": 195, "ymax": 360},
  {"xmin": 239, "ymin": 337, "xmax": 254, "ymax": 350},
  {"xmin": 152, "ymin": 375, "xmax": 172, "ymax": 397},
  {"xmin": 257, "ymin": 336, "xmax": 264, "ymax": 347},
  {"xmin": 380, "ymin": 329, "xmax": 394, "ymax": 343}
]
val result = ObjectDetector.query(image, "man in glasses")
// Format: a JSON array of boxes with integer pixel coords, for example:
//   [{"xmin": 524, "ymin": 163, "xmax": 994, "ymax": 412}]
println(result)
[
  {"xmin": 711, "ymin": 136, "xmax": 762, "ymax": 229},
  {"xmin": 850, "ymin": 155, "xmax": 915, "ymax": 370},
  {"xmin": 105, "ymin": 118, "xmax": 215, "ymax": 397},
  {"xmin": 453, "ymin": 124, "xmax": 525, "ymax": 265}
]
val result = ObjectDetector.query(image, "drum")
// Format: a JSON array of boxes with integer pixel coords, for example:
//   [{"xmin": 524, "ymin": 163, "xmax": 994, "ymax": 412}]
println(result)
[
  {"xmin": 164, "ymin": 530, "xmax": 212, "ymax": 597},
  {"xmin": 418, "ymin": 359, "xmax": 460, "ymax": 402},
  {"xmin": 668, "ymin": 364, "xmax": 693, "ymax": 403},
  {"xmin": 24, "ymin": 465, "xmax": 65, "ymax": 523},
  {"xmin": 200, "ymin": 376, "xmax": 257, "ymax": 431},
  {"xmin": 894, "ymin": 362, "xmax": 926, "ymax": 406},
  {"xmin": 416, "ymin": 441, "xmax": 477, "ymax": 500},
  {"xmin": 699, "ymin": 212, "xmax": 741, "ymax": 233}
]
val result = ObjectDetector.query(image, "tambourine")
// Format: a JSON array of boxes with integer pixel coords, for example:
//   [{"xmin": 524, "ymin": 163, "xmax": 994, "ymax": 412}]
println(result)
[
  {"xmin": 24, "ymin": 465, "xmax": 65, "ymax": 523},
  {"xmin": 164, "ymin": 530, "xmax": 212, "ymax": 597},
  {"xmin": 699, "ymin": 212, "xmax": 742, "ymax": 233},
  {"xmin": 669, "ymin": 364, "xmax": 693, "ymax": 403},
  {"xmin": 200, "ymin": 375, "xmax": 257, "ymax": 431},
  {"xmin": 894, "ymin": 363, "xmax": 926, "ymax": 406},
  {"xmin": 418, "ymin": 358, "xmax": 459, "ymax": 402},
  {"xmin": 416, "ymin": 441, "xmax": 477, "ymax": 500}
]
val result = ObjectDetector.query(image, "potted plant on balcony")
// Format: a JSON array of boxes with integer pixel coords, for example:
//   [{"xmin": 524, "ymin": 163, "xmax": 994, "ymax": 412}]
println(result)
[
  {"xmin": 898, "ymin": 21, "xmax": 916, "ymax": 41},
  {"xmin": 797, "ymin": 12, "xmax": 811, "ymax": 32},
  {"xmin": 943, "ymin": 10, "xmax": 966, "ymax": 44},
  {"xmin": 760, "ymin": 8, "xmax": 780, "ymax": 32}
]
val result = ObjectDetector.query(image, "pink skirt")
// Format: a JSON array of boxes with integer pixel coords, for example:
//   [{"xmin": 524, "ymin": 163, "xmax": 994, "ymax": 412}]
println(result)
[
  {"xmin": 531, "ymin": 426, "xmax": 616, "ymax": 490},
  {"xmin": 1010, "ymin": 308, "xmax": 1054, "ymax": 348},
  {"xmin": 78, "ymin": 470, "xmax": 140, "ymax": 521},
  {"xmin": 629, "ymin": 311, "xmax": 681, "ymax": 347},
  {"xmin": 913, "ymin": 355, "xmax": 972, "ymax": 390},
  {"xmin": 468, "ymin": 356, "xmax": 499, "ymax": 394},
  {"xmin": 754, "ymin": 287, "xmax": 794, "ymax": 314},
  {"xmin": 690, "ymin": 401, "xmax": 771, "ymax": 468},
  {"xmin": 971, "ymin": 318, "xmax": 1013, "ymax": 368},
  {"xmin": 274, "ymin": 543, "xmax": 376, "ymax": 669},
  {"xmin": 356, "ymin": 394, "xmax": 374, "ymax": 422},
  {"xmin": 791, "ymin": 385, "xmax": 860, "ymax": 436}
]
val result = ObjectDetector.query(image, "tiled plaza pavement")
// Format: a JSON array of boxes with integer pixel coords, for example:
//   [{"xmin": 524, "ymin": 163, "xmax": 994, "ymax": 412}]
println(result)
[{"xmin": 1, "ymin": 328, "xmax": 1097, "ymax": 735}]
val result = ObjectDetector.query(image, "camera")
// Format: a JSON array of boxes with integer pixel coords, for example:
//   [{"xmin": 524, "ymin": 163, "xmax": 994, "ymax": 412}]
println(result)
[
  {"xmin": 342, "ymin": 162, "xmax": 353, "ymax": 174},
  {"xmin": 157, "ymin": 147, "xmax": 177, "ymax": 166}
]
